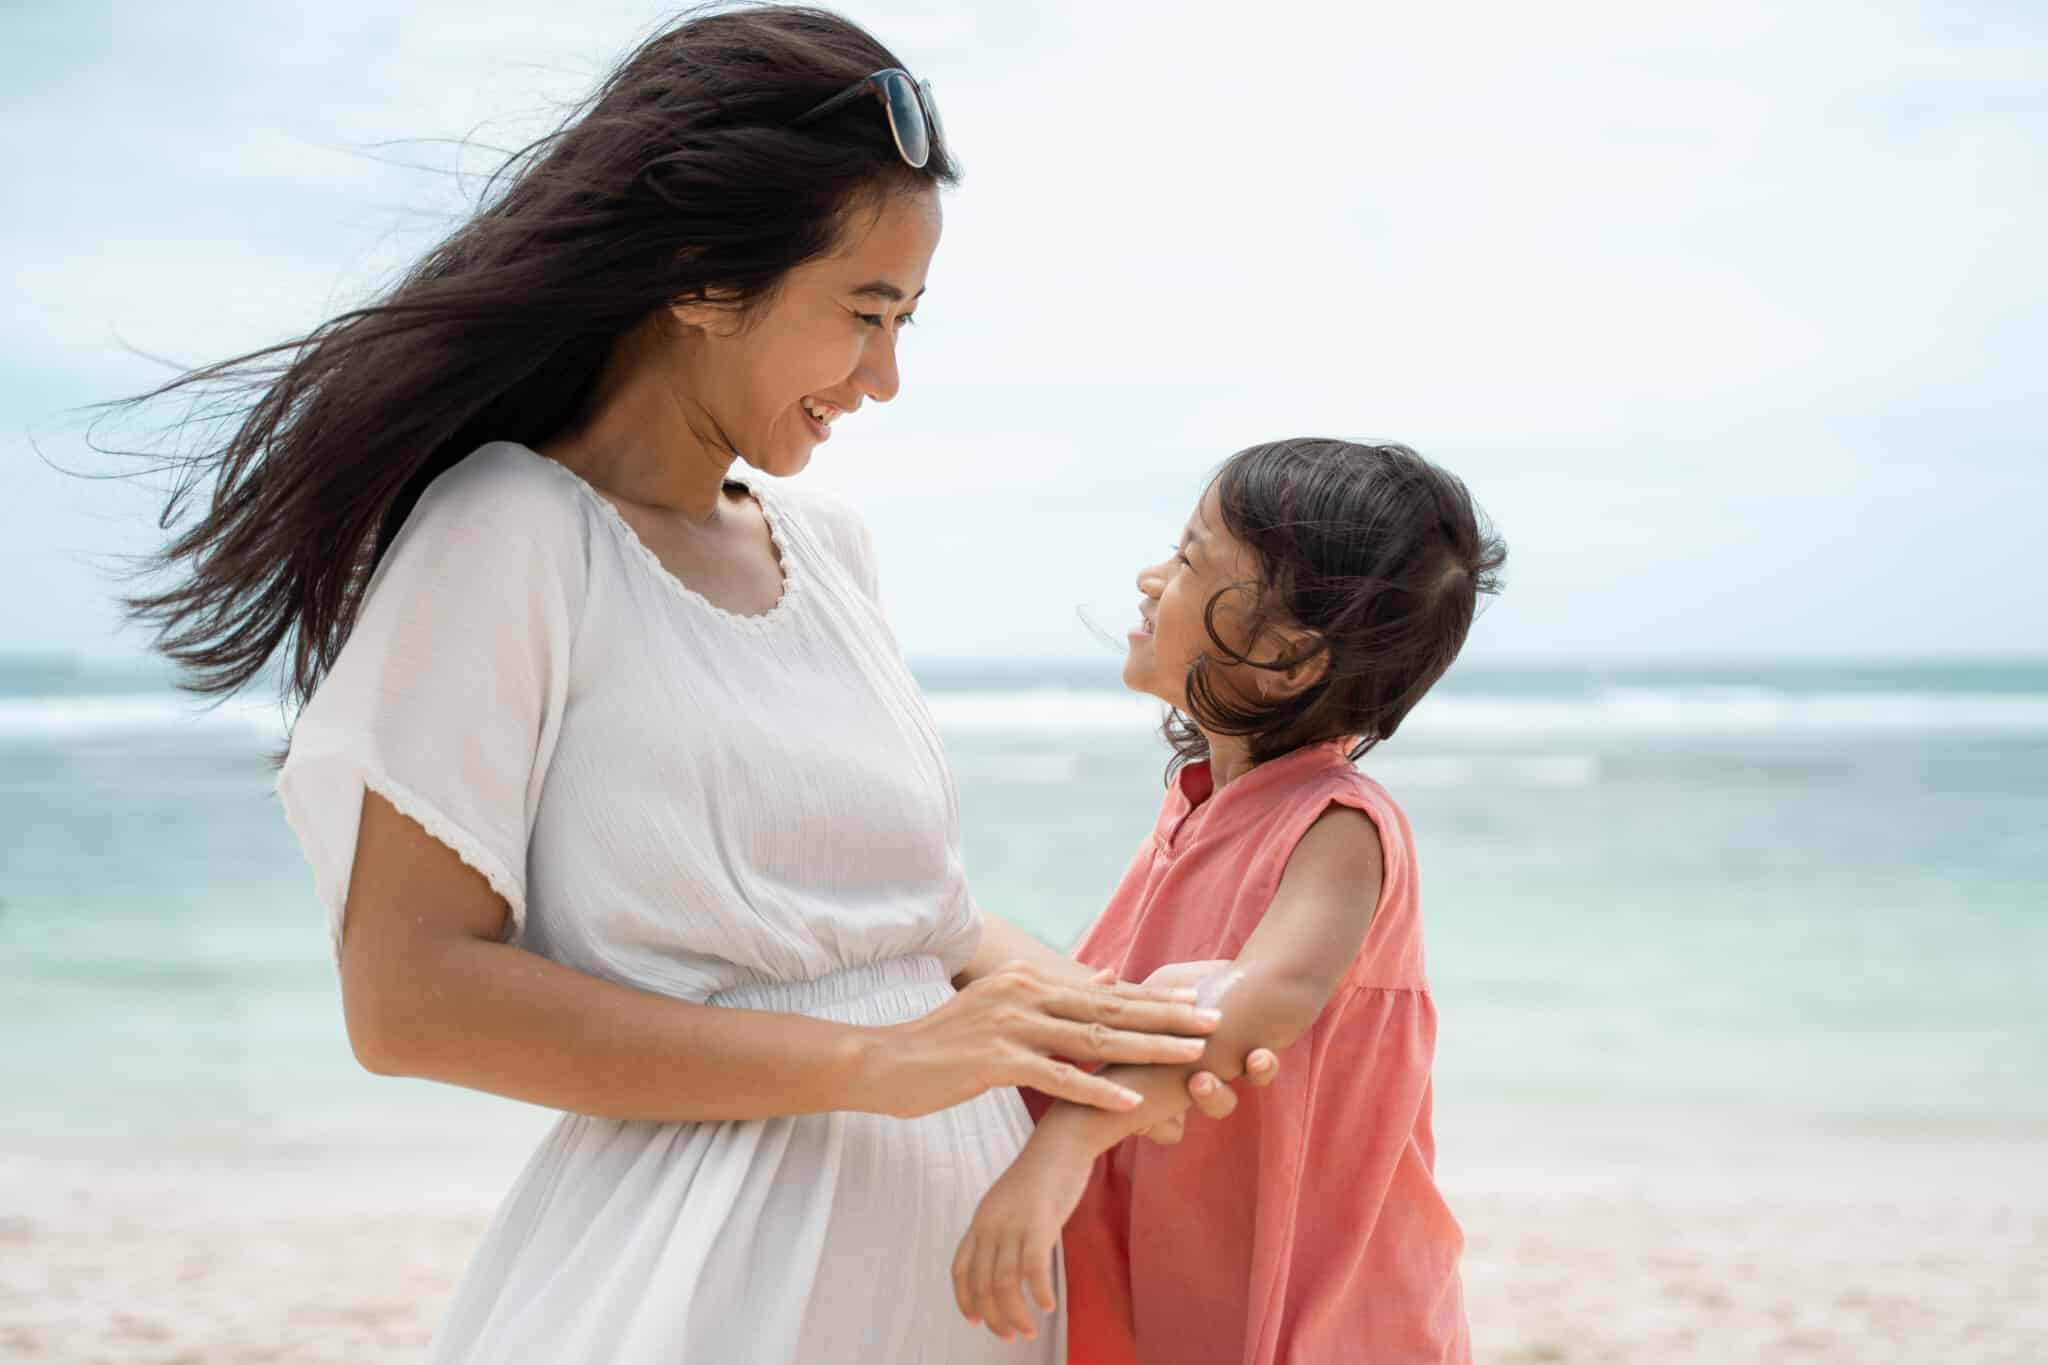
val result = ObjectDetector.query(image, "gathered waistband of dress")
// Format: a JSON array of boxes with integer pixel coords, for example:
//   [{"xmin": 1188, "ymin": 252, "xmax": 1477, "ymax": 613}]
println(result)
[{"xmin": 706, "ymin": 954, "xmax": 951, "ymax": 1014}]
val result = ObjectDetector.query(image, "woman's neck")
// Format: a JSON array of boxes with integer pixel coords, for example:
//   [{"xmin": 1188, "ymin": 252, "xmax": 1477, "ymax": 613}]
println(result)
[{"xmin": 543, "ymin": 316, "xmax": 736, "ymax": 522}]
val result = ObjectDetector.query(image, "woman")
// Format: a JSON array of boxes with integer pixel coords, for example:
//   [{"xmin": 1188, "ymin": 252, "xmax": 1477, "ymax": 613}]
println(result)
[{"xmin": 128, "ymin": 7, "xmax": 1275, "ymax": 1361}]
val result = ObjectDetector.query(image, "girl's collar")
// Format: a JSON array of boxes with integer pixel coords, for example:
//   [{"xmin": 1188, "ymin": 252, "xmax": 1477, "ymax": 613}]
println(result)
[{"xmin": 1160, "ymin": 739, "xmax": 1355, "ymax": 852}]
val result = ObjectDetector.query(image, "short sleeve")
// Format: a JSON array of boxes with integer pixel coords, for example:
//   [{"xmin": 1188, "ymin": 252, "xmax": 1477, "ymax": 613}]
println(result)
[{"xmin": 276, "ymin": 444, "xmax": 589, "ymax": 959}]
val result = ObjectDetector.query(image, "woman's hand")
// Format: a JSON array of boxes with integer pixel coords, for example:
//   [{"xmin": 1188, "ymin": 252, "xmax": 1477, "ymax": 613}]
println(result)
[
  {"xmin": 865, "ymin": 962, "xmax": 1221, "ymax": 1119},
  {"xmin": 1119, "ymin": 962, "xmax": 1282, "ymax": 1144},
  {"xmin": 952, "ymin": 1127, "xmax": 1096, "ymax": 1343},
  {"xmin": 1140, "ymin": 959, "xmax": 1234, "ymax": 996}
]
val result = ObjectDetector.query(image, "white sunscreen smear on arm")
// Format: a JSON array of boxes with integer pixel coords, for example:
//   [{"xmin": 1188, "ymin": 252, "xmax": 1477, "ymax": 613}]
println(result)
[{"xmin": 1194, "ymin": 967, "xmax": 1247, "ymax": 1013}]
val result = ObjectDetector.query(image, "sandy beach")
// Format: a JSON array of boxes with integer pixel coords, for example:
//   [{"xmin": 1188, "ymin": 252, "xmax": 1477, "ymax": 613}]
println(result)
[{"xmin": 5, "ymin": 1126, "xmax": 2041, "ymax": 1364}]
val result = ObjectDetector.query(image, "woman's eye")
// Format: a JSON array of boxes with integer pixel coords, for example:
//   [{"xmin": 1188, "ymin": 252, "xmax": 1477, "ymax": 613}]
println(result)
[{"xmin": 854, "ymin": 312, "xmax": 917, "ymax": 329}]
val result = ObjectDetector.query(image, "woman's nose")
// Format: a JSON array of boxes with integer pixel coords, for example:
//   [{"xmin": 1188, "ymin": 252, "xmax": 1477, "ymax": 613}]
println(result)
[
  {"xmin": 854, "ymin": 329, "xmax": 901, "ymax": 404},
  {"xmin": 1136, "ymin": 564, "xmax": 1165, "ymax": 596}
]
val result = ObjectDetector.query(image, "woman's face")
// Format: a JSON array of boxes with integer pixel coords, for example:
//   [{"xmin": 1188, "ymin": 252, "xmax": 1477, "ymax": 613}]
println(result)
[
  {"xmin": 1124, "ymin": 483, "xmax": 1263, "ymax": 709},
  {"xmin": 675, "ymin": 186, "xmax": 942, "ymax": 478}
]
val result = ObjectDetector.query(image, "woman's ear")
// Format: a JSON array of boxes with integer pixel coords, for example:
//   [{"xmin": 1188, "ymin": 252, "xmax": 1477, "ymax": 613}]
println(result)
[
  {"xmin": 1257, "ymin": 627, "xmax": 1329, "ymax": 702},
  {"xmin": 668, "ymin": 289, "xmax": 748, "ymax": 337}
]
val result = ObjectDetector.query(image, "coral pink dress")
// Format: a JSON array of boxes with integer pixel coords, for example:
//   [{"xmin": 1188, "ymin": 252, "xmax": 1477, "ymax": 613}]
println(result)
[{"xmin": 1057, "ymin": 741, "xmax": 1469, "ymax": 1365}]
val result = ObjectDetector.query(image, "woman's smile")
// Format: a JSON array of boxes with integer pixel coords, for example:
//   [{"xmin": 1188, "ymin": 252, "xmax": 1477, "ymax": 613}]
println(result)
[{"xmin": 801, "ymin": 395, "xmax": 848, "ymax": 441}]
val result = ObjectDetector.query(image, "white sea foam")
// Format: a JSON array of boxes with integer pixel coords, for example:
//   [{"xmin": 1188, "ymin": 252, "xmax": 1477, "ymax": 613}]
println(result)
[
  {"xmin": 1370, "ymin": 753, "xmax": 1603, "ymax": 787},
  {"xmin": 923, "ymin": 689, "xmax": 1158, "ymax": 735},
  {"xmin": 1413, "ymin": 687, "xmax": 2048, "ymax": 738},
  {"xmin": 6, "ymin": 683, "xmax": 2048, "ymax": 744},
  {"xmin": 925, "ymin": 685, "xmax": 2048, "ymax": 739},
  {"xmin": 0, "ymin": 692, "xmax": 286, "ymax": 742}
]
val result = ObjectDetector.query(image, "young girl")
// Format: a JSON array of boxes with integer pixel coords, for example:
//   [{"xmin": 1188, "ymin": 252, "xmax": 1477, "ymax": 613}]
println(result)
[{"xmin": 952, "ymin": 437, "xmax": 1504, "ymax": 1362}]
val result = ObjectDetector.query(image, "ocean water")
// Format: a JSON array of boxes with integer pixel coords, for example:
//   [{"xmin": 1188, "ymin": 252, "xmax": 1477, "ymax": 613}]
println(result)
[{"xmin": 2, "ymin": 656, "xmax": 2044, "ymax": 1155}]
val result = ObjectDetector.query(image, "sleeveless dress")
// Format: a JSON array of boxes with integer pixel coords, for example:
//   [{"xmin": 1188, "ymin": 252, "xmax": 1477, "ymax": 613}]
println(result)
[
  {"xmin": 1056, "ymin": 742, "xmax": 1468, "ymax": 1365},
  {"xmin": 277, "ymin": 441, "xmax": 1060, "ymax": 1364}
]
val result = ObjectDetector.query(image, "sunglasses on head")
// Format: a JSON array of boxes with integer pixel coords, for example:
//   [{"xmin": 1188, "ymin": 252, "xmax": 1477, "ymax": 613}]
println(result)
[{"xmin": 793, "ymin": 68, "xmax": 945, "ymax": 169}]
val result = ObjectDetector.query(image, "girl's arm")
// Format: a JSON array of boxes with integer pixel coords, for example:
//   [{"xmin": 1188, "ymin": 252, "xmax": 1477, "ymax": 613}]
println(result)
[
  {"xmin": 950, "ymin": 804, "xmax": 1384, "ymax": 1341},
  {"xmin": 340, "ymin": 791, "xmax": 1225, "ymax": 1123}
]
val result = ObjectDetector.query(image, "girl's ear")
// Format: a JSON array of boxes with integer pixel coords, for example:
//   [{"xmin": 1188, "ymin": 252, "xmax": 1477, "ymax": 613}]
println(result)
[{"xmin": 1256, "ymin": 626, "xmax": 1329, "ymax": 702}]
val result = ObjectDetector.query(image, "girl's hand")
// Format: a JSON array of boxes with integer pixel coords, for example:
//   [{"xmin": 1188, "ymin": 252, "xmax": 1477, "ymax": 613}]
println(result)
[
  {"xmin": 869, "ymin": 962, "xmax": 1221, "ymax": 1119},
  {"xmin": 951, "ymin": 1129, "xmax": 1095, "ymax": 1342}
]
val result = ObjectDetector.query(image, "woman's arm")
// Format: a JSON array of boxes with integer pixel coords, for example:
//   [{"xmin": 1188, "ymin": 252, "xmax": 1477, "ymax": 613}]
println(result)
[
  {"xmin": 952, "ymin": 908, "xmax": 1096, "ymax": 990},
  {"xmin": 952, "ymin": 804, "xmax": 1384, "ymax": 1339},
  {"xmin": 340, "ymin": 792, "xmax": 1224, "ymax": 1123}
]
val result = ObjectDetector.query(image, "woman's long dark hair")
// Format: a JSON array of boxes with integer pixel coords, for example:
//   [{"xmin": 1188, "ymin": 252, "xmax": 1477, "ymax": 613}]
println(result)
[
  {"xmin": 1167, "ymin": 438, "xmax": 1506, "ymax": 775},
  {"xmin": 120, "ymin": 3, "xmax": 956, "ymax": 707}
]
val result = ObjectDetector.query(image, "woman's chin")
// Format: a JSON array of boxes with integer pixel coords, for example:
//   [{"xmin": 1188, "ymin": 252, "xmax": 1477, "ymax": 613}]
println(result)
[{"xmin": 747, "ymin": 444, "xmax": 815, "ymax": 480}]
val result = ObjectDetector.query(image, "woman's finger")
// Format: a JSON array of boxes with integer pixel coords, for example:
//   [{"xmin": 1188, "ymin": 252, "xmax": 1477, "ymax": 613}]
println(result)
[
  {"xmin": 1187, "ymin": 1070, "xmax": 1239, "ymax": 1120},
  {"xmin": 1029, "ymin": 1057, "xmax": 1144, "ymax": 1113},
  {"xmin": 1047, "ymin": 1017, "xmax": 1209, "ymax": 1067},
  {"xmin": 1106, "ymin": 977, "xmax": 1200, "ymax": 1001},
  {"xmin": 1044, "ymin": 987, "xmax": 1222, "ymax": 1038},
  {"xmin": 990, "ymin": 962, "xmax": 1188, "ymax": 1005},
  {"xmin": 1092, "ymin": 964, "xmax": 1206, "ymax": 1004},
  {"xmin": 1245, "ymin": 1048, "xmax": 1280, "ymax": 1086}
]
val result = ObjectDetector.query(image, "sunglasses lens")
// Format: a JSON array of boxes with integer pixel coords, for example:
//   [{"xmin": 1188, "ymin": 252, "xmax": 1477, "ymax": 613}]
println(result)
[
  {"xmin": 880, "ymin": 71, "xmax": 929, "ymax": 167},
  {"xmin": 920, "ymin": 80, "xmax": 945, "ymax": 161}
]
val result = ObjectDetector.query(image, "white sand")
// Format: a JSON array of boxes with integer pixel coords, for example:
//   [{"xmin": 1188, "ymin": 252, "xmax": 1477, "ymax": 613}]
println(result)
[{"xmin": 4, "ymin": 1131, "xmax": 2042, "ymax": 1362}]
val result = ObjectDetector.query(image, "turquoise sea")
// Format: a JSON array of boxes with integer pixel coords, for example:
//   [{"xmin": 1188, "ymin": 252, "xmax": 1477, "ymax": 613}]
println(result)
[{"xmin": 2, "ymin": 655, "xmax": 2044, "ymax": 1156}]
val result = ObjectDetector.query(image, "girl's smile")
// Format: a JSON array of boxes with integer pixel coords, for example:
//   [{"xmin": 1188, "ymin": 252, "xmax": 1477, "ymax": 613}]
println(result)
[{"xmin": 1123, "ymin": 484, "xmax": 1253, "ymax": 711}]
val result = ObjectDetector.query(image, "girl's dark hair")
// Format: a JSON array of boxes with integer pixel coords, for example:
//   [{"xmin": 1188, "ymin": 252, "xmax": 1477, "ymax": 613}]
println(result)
[
  {"xmin": 121, "ymin": 3, "xmax": 956, "ymax": 707},
  {"xmin": 1167, "ymin": 438, "xmax": 1506, "ymax": 775}
]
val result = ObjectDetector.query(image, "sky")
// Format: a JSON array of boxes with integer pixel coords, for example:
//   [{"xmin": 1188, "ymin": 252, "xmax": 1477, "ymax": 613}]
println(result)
[{"xmin": 2, "ymin": 0, "xmax": 2043, "ymax": 671}]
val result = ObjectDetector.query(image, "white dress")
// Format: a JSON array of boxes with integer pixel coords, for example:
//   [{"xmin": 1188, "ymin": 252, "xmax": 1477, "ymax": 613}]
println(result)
[{"xmin": 278, "ymin": 441, "xmax": 1062, "ymax": 1364}]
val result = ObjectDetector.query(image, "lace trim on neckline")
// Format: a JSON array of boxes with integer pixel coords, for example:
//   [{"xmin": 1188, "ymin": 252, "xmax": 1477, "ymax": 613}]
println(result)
[{"xmin": 537, "ymin": 454, "xmax": 804, "ymax": 633}]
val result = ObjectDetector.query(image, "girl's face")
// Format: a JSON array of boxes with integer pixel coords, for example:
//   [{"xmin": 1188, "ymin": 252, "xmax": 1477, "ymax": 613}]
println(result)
[
  {"xmin": 1124, "ymin": 483, "xmax": 1263, "ymax": 708},
  {"xmin": 673, "ymin": 187, "xmax": 941, "ymax": 478}
]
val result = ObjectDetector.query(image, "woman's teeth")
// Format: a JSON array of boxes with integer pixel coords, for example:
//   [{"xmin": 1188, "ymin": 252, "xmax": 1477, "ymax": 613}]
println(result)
[{"xmin": 802, "ymin": 399, "xmax": 838, "ymax": 424}]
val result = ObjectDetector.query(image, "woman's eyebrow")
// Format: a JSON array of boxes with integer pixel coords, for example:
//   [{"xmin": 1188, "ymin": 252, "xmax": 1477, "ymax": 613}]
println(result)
[{"xmin": 848, "ymin": 281, "xmax": 928, "ymax": 302}]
